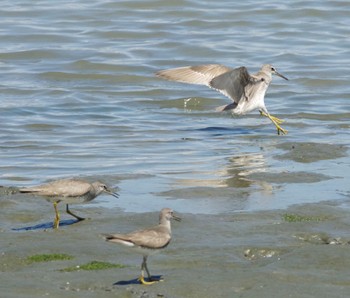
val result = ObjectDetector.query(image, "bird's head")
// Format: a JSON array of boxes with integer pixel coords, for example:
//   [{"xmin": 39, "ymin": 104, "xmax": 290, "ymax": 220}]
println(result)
[
  {"xmin": 94, "ymin": 182, "xmax": 119, "ymax": 198},
  {"xmin": 263, "ymin": 64, "xmax": 288, "ymax": 80},
  {"xmin": 160, "ymin": 208, "xmax": 181, "ymax": 223}
]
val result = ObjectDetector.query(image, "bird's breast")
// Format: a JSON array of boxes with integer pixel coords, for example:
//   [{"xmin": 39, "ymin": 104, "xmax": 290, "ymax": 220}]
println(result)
[{"xmin": 233, "ymin": 87, "xmax": 268, "ymax": 115}]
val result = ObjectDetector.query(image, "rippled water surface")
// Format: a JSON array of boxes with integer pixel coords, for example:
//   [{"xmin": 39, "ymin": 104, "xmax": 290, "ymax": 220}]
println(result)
[{"xmin": 1, "ymin": 0, "xmax": 349, "ymax": 214}]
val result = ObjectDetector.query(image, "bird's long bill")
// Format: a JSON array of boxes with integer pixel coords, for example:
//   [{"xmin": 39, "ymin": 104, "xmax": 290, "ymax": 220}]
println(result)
[
  {"xmin": 275, "ymin": 71, "xmax": 288, "ymax": 81},
  {"xmin": 104, "ymin": 188, "xmax": 119, "ymax": 198},
  {"xmin": 172, "ymin": 213, "xmax": 181, "ymax": 222}
]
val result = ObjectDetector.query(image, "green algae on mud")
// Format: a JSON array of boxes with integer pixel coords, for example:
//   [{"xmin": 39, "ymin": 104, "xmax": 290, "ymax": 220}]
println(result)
[
  {"xmin": 27, "ymin": 253, "xmax": 74, "ymax": 263},
  {"xmin": 60, "ymin": 260, "xmax": 127, "ymax": 272},
  {"xmin": 26, "ymin": 254, "xmax": 127, "ymax": 271},
  {"xmin": 282, "ymin": 213, "xmax": 331, "ymax": 222}
]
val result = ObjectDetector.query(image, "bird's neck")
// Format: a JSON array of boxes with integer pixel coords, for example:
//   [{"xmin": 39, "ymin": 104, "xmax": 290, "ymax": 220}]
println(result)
[
  {"xmin": 159, "ymin": 219, "xmax": 171, "ymax": 232},
  {"xmin": 257, "ymin": 72, "xmax": 272, "ymax": 84},
  {"xmin": 86, "ymin": 189, "xmax": 99, "ymax": 201}
]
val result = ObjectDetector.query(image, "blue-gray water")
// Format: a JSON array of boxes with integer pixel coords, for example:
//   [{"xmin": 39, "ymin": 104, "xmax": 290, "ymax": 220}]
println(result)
[{"xmin": 1, "ymin": 0, "xmax": 349, "ymax": 214}]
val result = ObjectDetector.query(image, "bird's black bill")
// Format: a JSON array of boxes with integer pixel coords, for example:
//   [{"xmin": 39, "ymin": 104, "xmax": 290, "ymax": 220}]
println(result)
[
  {"xmin": 275, "ymin": 71, "xmax": 288, "ymax": 81},
  {"xmin": 104, "ymin": 188, "xmax": 119, "ymax": 198},
  {"xmin": 111, "ymin": 192, "xmax": 119, "ymax": 198},
  {"xmin": 172, "ymin": 214, "xmax": 181, "ymax": 222}
]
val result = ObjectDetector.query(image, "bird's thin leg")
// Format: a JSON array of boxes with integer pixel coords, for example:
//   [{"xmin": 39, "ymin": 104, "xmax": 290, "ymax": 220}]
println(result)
[
  {"xmin": 66, "ymin": 204, "xmax": 85, "ymax": 221},
  {"xmin": 259, "ymin": 110, "xmax": 284, "ymax": 124},
  {"xmin": 260, "ymin": 111, "xmax": 288, "ymax": 135},
  {"xmin": 268, "ymin": 114, "xmax": 284, "ymax": 125},
  {"xmin": 144, "ymin": 259, "xmax": 153, "ymax": 280},
  {"xmin": 53, "ymin": 202, "xmax": 60, "ymax": 229},
  {"xmin": 138, "ymin": 256, "xmax": 160, "ymax": 285}
]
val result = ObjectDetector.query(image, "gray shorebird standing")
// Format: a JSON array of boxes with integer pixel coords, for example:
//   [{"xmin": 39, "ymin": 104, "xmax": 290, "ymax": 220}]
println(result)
[
  {"xmin": 156, "ymin": 64, "xmax": 289, "ymax": 135},
  {"xmin": 19, "ymin": 178, "xmax": 119, "ymax": 228},
  {"xmin": 102, "ymin": 208, "xmax": 181, "ymax": 285}
]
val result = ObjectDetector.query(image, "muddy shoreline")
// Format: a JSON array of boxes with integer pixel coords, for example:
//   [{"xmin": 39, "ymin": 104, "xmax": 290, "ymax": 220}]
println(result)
[{"xmin": 1, "ymin": 192, "xmax": 350, "ymax": 298}]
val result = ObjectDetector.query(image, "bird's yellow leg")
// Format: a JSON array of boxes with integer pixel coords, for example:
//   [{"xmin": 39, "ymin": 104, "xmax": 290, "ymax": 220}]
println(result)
[
  {"xmin": 260, "ymin": 111, "xmax": 288, "ymax": 135},
  {"xmin": 53, "ymin": 202, "xmax": 60, "ymax": 229},
  {"xmin": 270, "ymin": 116, "xmax": 288, "ymax": 135},
  {"xmin": 138, "ymin": 270, "xmax": 158, "ymax": 285},
  {"xmin": 269, "ymin": 114, "xmax": 284, "ymax": 125},
  {"xmin": 138, "ymin": 257, "xmax": 163, "ymax": 285},
  {"xmin": 260, "ymin": 111, "xmax": 284, "ymax": 124}
]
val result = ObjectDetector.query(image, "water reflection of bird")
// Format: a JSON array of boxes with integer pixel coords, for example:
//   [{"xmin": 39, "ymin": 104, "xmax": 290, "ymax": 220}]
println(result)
[
  {"xmin": 102, "ymin": 208, "xmax": 181, "ymax": 285},
  {"xmin": 225, "ymin": 154, "xmax": 273, "ymax": 194},
  {"xmin": 170, "ymin": 153, "xmax": 272, "ymax": 195},
  {"xmin": 19, "ymin": 178, "xmax": 119, "ymax": 228},
  {"xmin": 156, "ymin": 64, "xmax": 288, "ymax": 134}
]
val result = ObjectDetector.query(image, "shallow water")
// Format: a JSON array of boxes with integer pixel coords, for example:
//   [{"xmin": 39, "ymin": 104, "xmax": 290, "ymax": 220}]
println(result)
[
  {"xmin": 1, "ymin": 0, "xmax": 349, "ymax": 215},
  {"xmin": 0, "ymin": 0, "xmax": 350, "ymax": 297}
]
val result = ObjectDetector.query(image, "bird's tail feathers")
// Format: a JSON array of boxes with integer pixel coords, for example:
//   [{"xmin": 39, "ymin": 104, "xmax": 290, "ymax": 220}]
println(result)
[
  {"xmin": 101, "ymin": 233, "xmax": 130, "ymax": 242},
  {"xmin": 215, "ymin": 103, "xmax": 237, "ymax": 112}
]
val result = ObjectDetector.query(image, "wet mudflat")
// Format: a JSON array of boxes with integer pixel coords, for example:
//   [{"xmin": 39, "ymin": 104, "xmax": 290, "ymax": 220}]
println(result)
[{"xmin": 2, "ymin": 193, "xmax": 350, "ymax": 298}]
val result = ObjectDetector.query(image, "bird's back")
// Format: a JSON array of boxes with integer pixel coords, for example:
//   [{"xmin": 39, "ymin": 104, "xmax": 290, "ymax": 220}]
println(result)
[
  {"xmin": 19, "ymin": 179, "xmax": 93, "ymax": 198},
  {"xmin": 104, "ymin": 224, "xmax": 172, "ymax": 249}
]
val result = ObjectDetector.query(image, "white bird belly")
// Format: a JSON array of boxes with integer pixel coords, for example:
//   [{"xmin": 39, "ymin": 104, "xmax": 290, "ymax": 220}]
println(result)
[{"xmin": 233, "ymin": 89, "xmax": 267, "ymax": 115}]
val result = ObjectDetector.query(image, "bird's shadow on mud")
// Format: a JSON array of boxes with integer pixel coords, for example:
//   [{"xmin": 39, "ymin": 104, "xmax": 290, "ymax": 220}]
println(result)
[
  {"xmin": 12, "ymin": 219, "xmax": 80, "ymax": 231},
  {"xmin": 114, "ymin": 275, "xmax": 163, "ymax": 286}
]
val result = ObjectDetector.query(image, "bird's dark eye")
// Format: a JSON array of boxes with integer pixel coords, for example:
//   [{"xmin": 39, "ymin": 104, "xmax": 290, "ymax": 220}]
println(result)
[{"xmin": 271, "ymin": 67, "xmax": 275, "ymax": 71}]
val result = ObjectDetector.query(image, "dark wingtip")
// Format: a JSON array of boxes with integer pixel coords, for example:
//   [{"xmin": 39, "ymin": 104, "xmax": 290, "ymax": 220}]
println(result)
[{"xmin": 101, "ymin": 233, "xmax": 113, "ymax": 241}]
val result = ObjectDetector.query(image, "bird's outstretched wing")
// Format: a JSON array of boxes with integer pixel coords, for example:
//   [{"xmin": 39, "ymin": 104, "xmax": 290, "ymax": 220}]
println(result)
[
  {"xmin": 209, "ymin": 66, "xmax": 252, "ymax": 103},
  {"xmin": 156, "ymin": 64, "xmax": 259, "ymax": 105},
  {"xmin": 156, "ymin": 64, "xmax": 232, "ymax": 86}
]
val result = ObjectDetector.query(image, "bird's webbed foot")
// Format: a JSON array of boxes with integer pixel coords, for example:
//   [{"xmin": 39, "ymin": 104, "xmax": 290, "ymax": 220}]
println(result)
[
  {"xmin": 260, "ymin": 111, "xmax": 288, "ymax": 135},
  {"xmin": 138, "ymin": 275, "xmax": 163, "ymax": 285}
]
